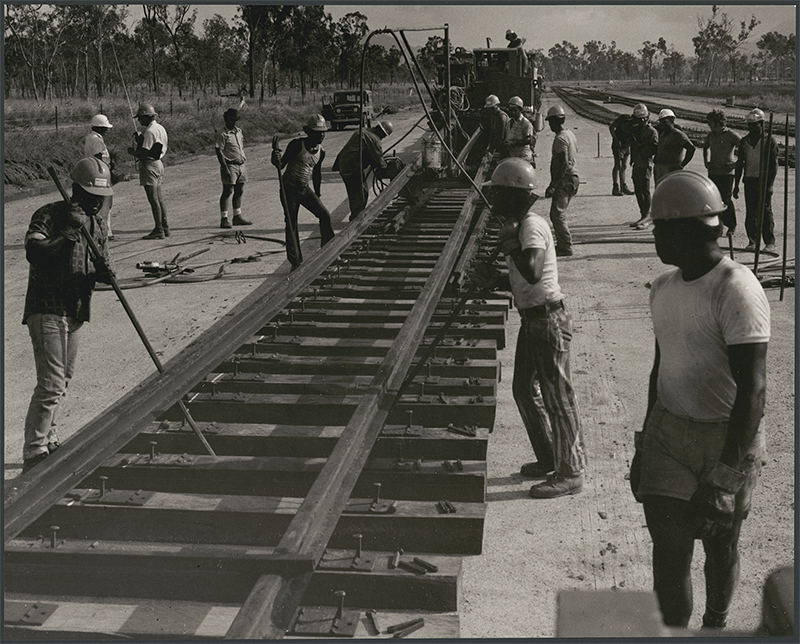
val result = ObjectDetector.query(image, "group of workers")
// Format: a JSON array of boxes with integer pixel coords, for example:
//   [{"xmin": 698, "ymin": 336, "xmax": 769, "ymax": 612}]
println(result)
[
  {"xmin": 19, "ymin": 87, "xmax": 779, "ymax": 635},
  {"xmin": 474, "ymin": 94, "xmax": 776, "ymax": 632},
  {"xmin": 610, "ymin": 102, "xmax": 779, "ymax": 254}
]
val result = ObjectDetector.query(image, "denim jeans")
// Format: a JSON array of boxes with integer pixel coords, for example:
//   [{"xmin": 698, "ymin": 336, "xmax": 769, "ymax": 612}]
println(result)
[
  {"xmin": 512, "ymin": 306, "xmax": 586, "ymax": 476},
  {"xmin": 23, "ymin": 313, "xmax": 83, "ymax": 459},
  {"xmin": 549, "ymin": 176, "xmax": 578, "ymax": 252}
]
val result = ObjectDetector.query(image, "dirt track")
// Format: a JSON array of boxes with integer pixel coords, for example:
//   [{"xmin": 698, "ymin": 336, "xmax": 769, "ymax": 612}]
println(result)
[{"xmin": 3, "ymin": 94, "xmax": 795, "ymax": 637}]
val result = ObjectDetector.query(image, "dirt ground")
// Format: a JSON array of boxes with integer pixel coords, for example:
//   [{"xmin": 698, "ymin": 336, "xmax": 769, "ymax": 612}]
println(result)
[{"xmin": 4, "ymin": 94, "xmax": 795, "ymax": 638}]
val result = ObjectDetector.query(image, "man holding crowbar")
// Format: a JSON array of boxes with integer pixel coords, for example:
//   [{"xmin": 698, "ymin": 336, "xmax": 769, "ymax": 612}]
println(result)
[{"xmin": 37, "ymin": 163, "xmax": 215, "ymax": 470}]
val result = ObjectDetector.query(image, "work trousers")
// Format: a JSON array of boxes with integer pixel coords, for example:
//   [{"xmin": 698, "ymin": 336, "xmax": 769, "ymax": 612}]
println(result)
[
  {"xmin": 549, "ymin": 175, "xmax": 578, "ymax": 252},
  {"xmin": 632, "ymin": 166, "xmax": 652, "ymax": 218},
  {"xmin": 743, "ymin": 178, "xmax": 775, "ymax": 246},
  {"xmin": 512, "ymin": 306, "xmax": 585, "ymax": 477},
  {"xmin": 708, "ymin": 174, "xmax": 736, "ymax": 231},
  {"xmin": 282, "ymin": 184, "xmax": 335, "ymax": 267},
  {"xmin": 23, "ymin": 313, "xmax": 83, "ymax": 460},
  {"xmin": 612, "ymin": 141, "xmax": 631, "ymax": 187},
  {"xmin": 341, "ymin": 172, "xmax": 368, "ymax": 221}
]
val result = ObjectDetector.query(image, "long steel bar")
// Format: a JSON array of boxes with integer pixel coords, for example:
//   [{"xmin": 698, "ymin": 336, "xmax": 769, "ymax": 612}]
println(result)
[
  {"xmin": 225, "ymin": 157, "xmax": 490, "ymax": 640},
  {"xmin": 780, "ymin": 114, "xmax": 789, "ymax": 301},
  {"xmin": 4, "ymin": 161, "xmax": 418, "ymax": 543}
]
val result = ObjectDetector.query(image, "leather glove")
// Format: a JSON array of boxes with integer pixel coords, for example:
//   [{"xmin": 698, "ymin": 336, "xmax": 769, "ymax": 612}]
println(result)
[
  {"xmin": 271, "ymin": 149, "xmax": 282, "ymax": 167},
  {"xmin": 469, "ymin": 261, "xmax": 500, "ymax": 291},
  {"xmin": 628, "ymin": 431, "xmax": 644, "ymax": 502},
  {"xmin": 497, "ymin": 220, "xmax": 521, "ymax": 255},
  {"xmin": 91, "ymin": 256, "xmax": 115, "ymax": 285},
  {"xmin": 690, "ymin": 462, "xmax": 747, "ymax": 540}
]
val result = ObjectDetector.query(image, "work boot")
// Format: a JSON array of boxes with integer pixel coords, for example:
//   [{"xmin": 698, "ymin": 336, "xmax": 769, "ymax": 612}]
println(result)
[
  {"xmin": 701, "ymin": 607, "xmax": 728, "ymax": 629},
  {"xmin": 233, "ymin": 215, "xmax": 253, "ymax": 226},
  {"xmin": 556, "ymin": 247, "xmax": 574, "ymax": 257},
  {"xmin": 520, "ymin": 461, "xmax": 554, "ymax": 478},
  {"xmin": 622, "ymin": 184, "xmax": 635, "ymax": 195},
  {"xmin": 529, "ymin": 472, "xmax": 584, "ymax": 498},
  {"xmin": 47, "ymin": 440, "xmax": 61, "ymax": 454},
  {"xmin": 22, "ymin": 451, "xmax": 49, "ymax": 474},
  {"xmin": 764, "ymin": 243, "xmax": 777, "ymax": 254},
  {"xmin": 612, "ymin": 183, "xmax": 623, "ymax": 196},
  {"xmin": 745, "ymin": 241, "xmax": 756, "ymax": 251},
  {"xmin": 220, "ymin": 217, "xmax": 232, "ymax": 229},
  {"xmin": 635, "ymin": 216, "xmax": 652, "ymax": 230},
  {"xmin": 142, "ymin": 228, "xmax": 165, "ymax": 240}
]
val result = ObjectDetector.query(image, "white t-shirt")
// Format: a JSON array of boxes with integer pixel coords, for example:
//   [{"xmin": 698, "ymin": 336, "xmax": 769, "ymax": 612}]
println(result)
[
  {"xmin": 650, "ymin": 256, "xmax": 770, "ymax": 421},
  {"xmin": 84, "ymin": 132, "xmax": 110, "ymax": 166},
  {"xmin": 507, "ymin": 209, "xmax": 563, "ymax": 309},
  {"xmin": 142, "ymin": 121, "xmax": 168, "ymax": 160}
]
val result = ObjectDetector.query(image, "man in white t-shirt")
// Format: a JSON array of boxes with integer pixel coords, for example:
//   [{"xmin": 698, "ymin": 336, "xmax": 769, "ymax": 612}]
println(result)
[
  {"xmin": 475, "ymin": 158, "xmax": 586, "ymax": 498},
  {"xmin": 128, "ymin": 103, "xmax": 170, "ymax": 240},
  {"xmin": 630, "ymin": 171, "xmax": 770, "ymax": 630}
]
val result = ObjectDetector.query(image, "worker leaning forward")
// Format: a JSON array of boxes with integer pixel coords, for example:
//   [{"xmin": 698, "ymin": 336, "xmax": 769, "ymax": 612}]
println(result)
[
  {"xmin": 333, "ymin": 121, "xmax": 392, "ymax": 221},
  {"xmin": 502, "ymin": 96, "xmax": 535, "ymax": 164},
  {"xmin": 481, "ymin": 95, "xmax": 509, "ymax": 155},
  {"xmin": 544, "ymin": 105, "xmax": 579, "ymax": 257},
  {"xmin": 609, "ymin": 112, "xmax": 636, "ymax": 196},
  {"xmin": 216, "ymin": 108, "xmax": 252, "ymax": 230},
  {"xmin": 21, "ymin": 158, "xmax": 115, "ymax": 473},
  {"xmin": 128, "ymin": 103, "xmax": 170, "ymax": 240},
  {"xmin": 629, "ymin": 103, "xmax": 659, "ymax": 230},
  {"xmin": 272, "ymin": 114, "xmax": 335, "ymax": 269},
  {"xmin": 630, "ymin": 170, "xmax": 770, "ymax": 629},
  {"xmin": 473, "ymin": 158, "xmax": 586, "ymax": 498},
  {"xmin": 85, "ymin": 114, "xmax": 116, "ymax": 239}
]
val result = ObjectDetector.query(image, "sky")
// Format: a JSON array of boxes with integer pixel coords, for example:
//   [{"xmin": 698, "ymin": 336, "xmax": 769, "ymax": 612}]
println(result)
[{"xmin": 187, "ymin": 3, "xmax": 797, "ymax": 57}]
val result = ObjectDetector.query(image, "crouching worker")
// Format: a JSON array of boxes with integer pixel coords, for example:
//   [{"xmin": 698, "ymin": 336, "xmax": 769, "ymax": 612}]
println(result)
[
  {"xmin": 472, "ymin": 158, "xmax": 586, "ymax": 498},
  {"xmin": 271, "ymin": 114, "xmax": 335, "ymax": 269},
  {"xmin": 21, "ymin": 157, "xmax": 115, "ymax": 473},
  {"xmin": 333, "ymin": 121, "xmax": 392, "ymax": 220},
  {"xmin": 630, "ymin": 171, "xmax": 770, "ymax": 629}
]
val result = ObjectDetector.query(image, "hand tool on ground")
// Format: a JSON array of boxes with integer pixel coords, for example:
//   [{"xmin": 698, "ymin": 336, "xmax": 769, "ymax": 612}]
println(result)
[
  {"xmin": 47, "ymin": 166, "xmax": 216, "ymax": 457},
  {"xmin": 272, "ymin": 135, "xmax": 302, "ymax": 265},
  {"xmin": 136, "ymin": 248, "xmax": 210, "ymax": 276},
  {"xmin": 366, "ymin": 610, "xmax": 382, "ymax": 635},
  {"xmin": 387, "ymin": 617, "xmax": 425, "ymax": 636}
]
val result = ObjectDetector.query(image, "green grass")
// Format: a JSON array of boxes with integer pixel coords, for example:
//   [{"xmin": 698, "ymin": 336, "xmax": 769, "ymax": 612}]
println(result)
[{"xmin": 4, "ymin": 85, "xmax": 418, "ymax": 192}]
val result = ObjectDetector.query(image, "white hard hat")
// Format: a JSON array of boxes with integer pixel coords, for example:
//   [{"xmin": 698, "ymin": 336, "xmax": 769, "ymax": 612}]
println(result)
[
  {"xmin": 91, "ymin": 114, "xmax": 113, "ymax": 128},
  {"xmin": 546, "ymin": 105, "xmax": 566, "ymax": 120},
  {"xmin": 485, "ymin": 95, "xmax": 500, "ymax": 107},
  {"xmin": 651, "ymin": 170, "xmax": 725, "ymax": 223},
  {"xmin": 632, "ymin": 103, "xmax": 649, "ymax": 118},
  {"xmin": 508, "ymin": 96, "xmax": 524, "ymax": 109},
  {"xmin": 657, "ymin": 108, "xmax": 676, "ymax": 120},
  {"xmin": 70, "ymin": 157, "xmax": 114, "ymax": 196},
  {"xmin": 746, "ymin": 108, "xmax": 766, "ymax": 123},
  {"xmin": 481, "ymin": 157, "xmax": 536, "ymax": 190}
]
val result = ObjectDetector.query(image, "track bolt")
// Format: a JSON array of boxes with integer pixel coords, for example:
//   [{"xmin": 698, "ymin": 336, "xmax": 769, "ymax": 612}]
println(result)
[
  {"xmin": 334, "ymin": 590, "xmax": 346, "ymax": 621},
  {"xmin": 50, "ymin": 525, "xmax": 59, "ymax": 549},
  {"xmin": 233, "ymin": 359, "xmax": 240, "ymax": 376},
  {"xmin": 373, "ymin": 482, "xmax": 382, "ymax": 504},
  {"xmin": 354, "ymin": 533, "xmax": 363, "ymax": 559},
  {"xmin": 149, "ymin": 441, "xmax": 157, "ymax": 461},
  {"xmin": 406, "ymin": 410, "xmax": 413, "ymax": 431},
  {"xmin": 99, "ymin": 475, "xmax": 108, "ymax": 498}
]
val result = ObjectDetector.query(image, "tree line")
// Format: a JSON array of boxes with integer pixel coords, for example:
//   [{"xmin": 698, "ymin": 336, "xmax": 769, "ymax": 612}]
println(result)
[{"xmin": 4, "ymin": 4, "xmax": 795, "ymax": 102}]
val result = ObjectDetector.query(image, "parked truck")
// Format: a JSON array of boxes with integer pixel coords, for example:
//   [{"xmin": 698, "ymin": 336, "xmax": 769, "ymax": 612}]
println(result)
[{"xmin": 321, "ymin": 90, "xmax": 374, "ymax": 131}]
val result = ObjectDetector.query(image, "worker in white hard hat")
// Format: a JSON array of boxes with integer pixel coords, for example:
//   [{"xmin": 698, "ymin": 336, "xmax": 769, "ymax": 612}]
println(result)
[
  {"xmin": 703, "ymin": 109, "xmax": 742, "ymax": 238},
  {"xmin": 481, "ymin": 94, "xmax": 509, "ymax": 156},
  {"xmin": 631, "ymin": 170, "xmax": 770, "ymax": 630},
  {"xmin": 473, "ymin": 158, "xmax": 586, "ymax": 498},
  {"xmin": 333, "ymin": 120, "xmax": 393, "ymax": 220},
  {"xmin": 272, "ymin": 114, "xmax": 335, "ymax": 269},
  {"xmin": 85, "ymin": 114, "xmax": 116, "ymax": 239},
  {"xmin": 127, "ymin": 103, "xmax": 170, "ymax": 240},
  {"xmin": 629, "ymin": 103, "xmax": 659, "ymax": 229},
  {"xmin": 502, "ymin": 96, "xmax": 535, "ymax": 163},
  {"xmin": 216, "ymin": 108, "xmax": 252, "ymax": 230},
  {"xmin": 21, "ymin": 157, "xmax": 115, "ymax": 473},
  {"xmin": 544, "ymin": 104, "xmax": 579, "ymax": 256},
  {"xmin": 653, "ymin": 108, "xmax": 695, "ymax": 186},
  {"xmin": 733, "ymin": 108, "xmax": 779, "ymax": 253}
]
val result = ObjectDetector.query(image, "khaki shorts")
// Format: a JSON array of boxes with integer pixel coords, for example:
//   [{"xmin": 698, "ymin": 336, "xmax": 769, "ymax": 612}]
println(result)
[
  {"xmin": 138, "ymin": 159, "xmax": 164, "ymax": 186},
  {"xmin": 221, "ymin": 163, "xmax": 247, "ymax": 185},
  {"xmin": 638, "ymin": 399, "xmax": 766, "ymax": 518}
]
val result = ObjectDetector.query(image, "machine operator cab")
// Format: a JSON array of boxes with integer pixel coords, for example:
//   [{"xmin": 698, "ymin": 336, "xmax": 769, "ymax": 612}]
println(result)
[{"xmin": 471, "ymin": 45, "xmax": 540, "ymax": 113}]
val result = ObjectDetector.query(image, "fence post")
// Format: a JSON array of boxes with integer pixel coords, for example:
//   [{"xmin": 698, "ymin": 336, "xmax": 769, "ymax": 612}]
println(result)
[
  {"xmin": 55, "ymin": 106, "xmax": 58, "ymax": 131},
  {"xmin": 597, "ymin": 132, "xmax": 600, "ymax": 158}
]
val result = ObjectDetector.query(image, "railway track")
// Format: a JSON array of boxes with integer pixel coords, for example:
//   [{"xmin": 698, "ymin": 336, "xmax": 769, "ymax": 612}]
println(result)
[
  {"xmin": 4, "ymin": 155, "xmax": 510, "ymax": 639},
  {"xmin": 552, "ymin": 85, "xmax": 796, "ymax": 167}
]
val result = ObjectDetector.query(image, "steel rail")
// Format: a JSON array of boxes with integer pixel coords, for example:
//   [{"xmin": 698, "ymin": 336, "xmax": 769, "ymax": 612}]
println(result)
[
  {"xmin": 225, "ymin": 156, "xmax": 492, "ymax": 639},
  {"xmin": 4, "ymin": 159, "xmax": 419, "ymax": 543}
]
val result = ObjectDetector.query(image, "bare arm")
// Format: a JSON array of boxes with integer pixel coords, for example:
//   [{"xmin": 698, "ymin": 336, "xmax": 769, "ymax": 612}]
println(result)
[
  {"xmin": 507, "ymin": 246, "xmax": 543, "ymax": 286},
  {"xmin": 720, "ymin": 342, "xmax": 767, "ymax": 469}
]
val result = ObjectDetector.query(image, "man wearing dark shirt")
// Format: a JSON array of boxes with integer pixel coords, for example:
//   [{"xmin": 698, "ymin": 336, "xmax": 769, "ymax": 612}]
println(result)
[
  {"xmin": 21, "ymin": 158, "xmax": 115, "ymax": 472},
  {"xmin": 333, "ymin": 121, "xmax": 392, "ymax": 220}
]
